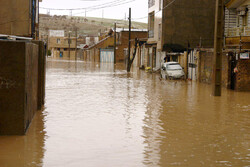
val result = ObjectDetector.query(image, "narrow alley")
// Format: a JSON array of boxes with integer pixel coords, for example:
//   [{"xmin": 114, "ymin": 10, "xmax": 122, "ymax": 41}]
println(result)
[{"xmin": 0, "ymin": 60, "xmax": 249, "ymax": 167}]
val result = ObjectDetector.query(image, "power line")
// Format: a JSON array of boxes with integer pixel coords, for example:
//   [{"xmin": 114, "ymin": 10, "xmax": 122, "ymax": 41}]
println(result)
[
  {"xmin": 73, "ymin": 0, "xmax": 135, "ymax": 16},
  {"xmin": 132, "ymin": 0, "xmax": 177, "ymax": 21},
  {"xmin": 39, "ymin": 0, "xmax": 136, "ymax": 18},
  {"xmin": 39, "ymin": 0, "xmax": 129, "ymax": 11}
]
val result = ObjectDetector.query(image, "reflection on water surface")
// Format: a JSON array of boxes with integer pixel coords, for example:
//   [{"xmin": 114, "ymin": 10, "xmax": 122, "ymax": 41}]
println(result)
[{"xmin": 0, "ymin": 60, "xmax": 249, "ymax": 167}]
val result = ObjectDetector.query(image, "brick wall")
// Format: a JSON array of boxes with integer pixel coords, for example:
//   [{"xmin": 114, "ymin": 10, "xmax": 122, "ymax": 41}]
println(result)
[
  {"xmin": 198, "ymin": 50, "xmax": 229, "ymax": 88},
  {"xmin": 117, "ymin": 31, "xmax": 148, "ymax": 63},
  {"xmin": 85, "ymin": 31, "xmax": 147, "ymax": 63},
  {"xmin": 236, "ymin": 59, "xmax": 250, "ymax": 91}
]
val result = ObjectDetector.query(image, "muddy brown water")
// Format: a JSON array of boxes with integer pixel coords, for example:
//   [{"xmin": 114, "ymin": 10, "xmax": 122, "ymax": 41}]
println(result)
[{"xmin": 0, "ymin": 60, "xmax": 249, "ymax": 167}]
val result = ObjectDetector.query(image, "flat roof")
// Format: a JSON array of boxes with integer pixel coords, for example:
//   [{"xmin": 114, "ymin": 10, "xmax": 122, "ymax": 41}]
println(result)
[
  {"xmin": 114, "ymin": 28, "xmax": 148, "ymax": 32},
  {"xmin": 0, "ymin": 34, "xmax": 33, "ymax": 40}
]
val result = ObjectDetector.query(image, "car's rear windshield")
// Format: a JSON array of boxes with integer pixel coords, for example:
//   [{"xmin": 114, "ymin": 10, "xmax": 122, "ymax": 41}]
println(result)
[{"xmin": 167, "ymin": 64, "xmax": 182, "ymax": 70}]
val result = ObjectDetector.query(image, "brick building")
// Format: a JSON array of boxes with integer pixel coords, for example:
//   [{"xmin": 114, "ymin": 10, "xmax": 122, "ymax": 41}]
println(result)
[
  {"xmin": 224, "ymin": 0, "xmax": 250, "ymax": 91},
  {"xmin": 84, "ymin": 29, "xmax": 148, "ymax": 63},
  {"xmin": 48, "ymin": 36, "xmax": 78, "ymax": 60}
]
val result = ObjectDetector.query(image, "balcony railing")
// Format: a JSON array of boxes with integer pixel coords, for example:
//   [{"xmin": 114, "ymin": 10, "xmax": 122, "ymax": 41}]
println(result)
[
  {"xmin": 148, "ymin": 30, "xmax": 154, "ymax": 38},
  {"xmin": 225, "ymin": 26, "xmax": 250, "ymax": 37}
]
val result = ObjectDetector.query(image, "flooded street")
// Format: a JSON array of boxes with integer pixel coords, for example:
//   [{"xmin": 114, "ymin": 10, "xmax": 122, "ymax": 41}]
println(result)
[{"xmin": 0, "ymin": 60, "xmax": 249, "ymax": 167}]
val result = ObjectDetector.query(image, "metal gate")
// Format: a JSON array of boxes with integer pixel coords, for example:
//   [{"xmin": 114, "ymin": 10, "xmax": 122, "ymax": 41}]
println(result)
[
  {"xmin": 100, "ymin": 49, "xmax": 114, "ymax": 63},
  {"xmin": 188, "ymin": 50, "xmax": 197, "ymax": 80}
]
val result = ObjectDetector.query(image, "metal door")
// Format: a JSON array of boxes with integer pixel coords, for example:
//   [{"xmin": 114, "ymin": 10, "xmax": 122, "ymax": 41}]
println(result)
[{"xmin": 100, "ymin": 49, "xmax": 114, "ymax": 63}]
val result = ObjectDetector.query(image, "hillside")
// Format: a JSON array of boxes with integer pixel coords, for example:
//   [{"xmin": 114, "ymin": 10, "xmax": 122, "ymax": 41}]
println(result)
[{"xmin": 39, "ymin": 14, "xmax": 148, "ymax": 37}]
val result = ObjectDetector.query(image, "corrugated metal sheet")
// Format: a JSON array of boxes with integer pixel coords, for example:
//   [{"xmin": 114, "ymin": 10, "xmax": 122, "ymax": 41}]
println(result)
[{"xmin": 100, "ymin": 49, "xmax": 114, "ymax": 63}]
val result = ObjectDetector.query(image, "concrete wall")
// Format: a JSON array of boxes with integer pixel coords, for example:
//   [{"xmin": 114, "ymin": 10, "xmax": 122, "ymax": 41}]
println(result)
[
  {"xmin": 0, "ymin": 40, "xmax": 38, "ymax": 135},
  {"xmin": 32, "ymin": 41, "xmax": 46, "ymax": 110},
  {"xmin": 0, "ymin": 0, "xmax": 39, "ymax": 38},
  {"xmin": 0, "ymin": 0, "xmax": 30, "ymax": 36},
  {"xmin": 162, "ymin": 0, "xmax": 216, "ymax": 51}
]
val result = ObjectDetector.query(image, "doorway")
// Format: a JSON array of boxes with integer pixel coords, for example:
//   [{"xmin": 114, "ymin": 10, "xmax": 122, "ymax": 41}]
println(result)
[{"xmin": 229, "ymin": 52, "xmax": 237, "ymax": 90}]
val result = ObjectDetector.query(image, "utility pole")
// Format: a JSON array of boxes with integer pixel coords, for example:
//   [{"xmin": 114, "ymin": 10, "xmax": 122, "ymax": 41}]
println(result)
[
  {"xmin": 114, "ymin": 22, "xmax": 117, "ymax": 64},
  {"xmin": 75, "ymin": 29, "xmax": 78, "ymax": 61},
  {"xmin": 70, "ymin": 9, "xmax": 73, "ymax": 17},
  {"xmin": 127, "ymin": 8, "xmax": 131, "ymax": 72},
  {"xmin": 212, "ymin": 0, "xmax": 225, "ymax": 96},
  {"xmin": 68, "ymin": 32, "xmax": 71, "ymax": 59}
]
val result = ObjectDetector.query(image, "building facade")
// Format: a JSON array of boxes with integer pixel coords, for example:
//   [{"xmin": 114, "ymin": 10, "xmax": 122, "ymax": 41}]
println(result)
[
  {"xmin": 48, "ymin": 36, "xmax": 78, "ymax": 60},
  {"xmin": 162, "ymin": 0, "xmax": 216, "ymax": 51},
  {"xmin": 224, "ymin": 0, "xmax": 250, "ymax": 91},
  {"xmin": 0, "ymin": 0, "xmax": 41, "ymax": 39},
  {"xmin": 147, "ymin": 0, "xmax": 164, "ymax": 70},
  {"xmin": 84, "ymin": 29, "xmax": 148, "ymax": 63},
  {"xmin": 225, "ymin": 0, "xmax": 250, "ymax": 50}
]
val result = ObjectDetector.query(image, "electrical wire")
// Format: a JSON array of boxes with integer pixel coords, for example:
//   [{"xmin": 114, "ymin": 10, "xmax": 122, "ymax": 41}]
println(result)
[
  {"xmin": 132, "ymin": 0, "xmax": 177, "ymax": 21},
  {"xmin": 73, "ymin": 0, "xmax": 135, "ymax": 16},
  {"xmin": 40, "ymin": 0, "xmax": 130, "ymax": 11}
]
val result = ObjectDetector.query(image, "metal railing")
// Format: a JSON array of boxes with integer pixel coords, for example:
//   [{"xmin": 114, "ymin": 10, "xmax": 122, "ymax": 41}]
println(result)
[{"xmin": 225, "ymin": 26, "xmax": 250, "ymax": 37}]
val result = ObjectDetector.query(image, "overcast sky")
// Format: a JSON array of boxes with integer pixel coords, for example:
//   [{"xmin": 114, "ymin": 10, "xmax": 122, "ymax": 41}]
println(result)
[{"xmin": 39, "ymin": 0, "xmax": 148, "ymax": 23}]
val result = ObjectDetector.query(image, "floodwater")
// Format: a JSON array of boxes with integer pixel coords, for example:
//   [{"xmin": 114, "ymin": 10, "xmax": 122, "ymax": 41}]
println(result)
[{"xmin": 0, "ymin": 59, "xmax": 249, "ymax": 167}]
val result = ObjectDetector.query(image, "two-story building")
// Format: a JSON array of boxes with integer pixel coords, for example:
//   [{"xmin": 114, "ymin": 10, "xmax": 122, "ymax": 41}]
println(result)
[
  {"xmin": 144, "ymin": 0, "xmax": 216, "ymax": 71},
  {"xmin": 0, "ymin": 0, "xmax": 41, "ymax": 39},
  {"xmin": 224, "ymin": 0, "xmax": 250, "ymax": 91},
  {"xmin": 48, "ymin": 30, "xmax": 78, "ymax": 60},
  {"xmin": 147, "ymin": 0, "xmax": 164, "ymax": 70}
]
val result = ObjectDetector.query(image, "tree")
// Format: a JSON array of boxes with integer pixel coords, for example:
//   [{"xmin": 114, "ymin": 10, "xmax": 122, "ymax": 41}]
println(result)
[{"xmin": 127, "ymin": 38, "xmax": 139, "ymax": 72}]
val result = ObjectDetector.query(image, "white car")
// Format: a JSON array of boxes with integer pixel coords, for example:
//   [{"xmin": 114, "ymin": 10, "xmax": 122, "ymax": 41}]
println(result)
[{"xmin": 161, "ymin": 62, "xmax": 185, "ymax": 79}]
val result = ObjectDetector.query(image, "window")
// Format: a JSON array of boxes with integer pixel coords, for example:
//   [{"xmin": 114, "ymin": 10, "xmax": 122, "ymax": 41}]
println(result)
[
  {"xmin": 57, "ymin": 38, "xmax": 61, "ymax": 44},
  {"xmin": 158, "ymin": 23, "xmax": 162, "ymax": 40},
  {"xmin": 148, "ymin": 12, "xmax": 155, "ymax": 38},
  {"xmin": 148, "ymin": 0, "xmax": 155, "ymax": 8}
]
